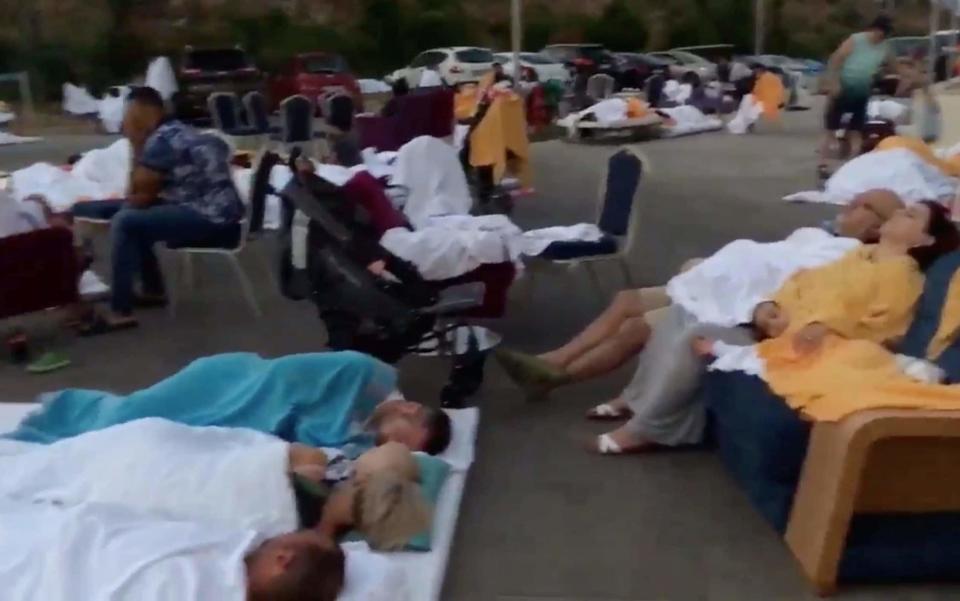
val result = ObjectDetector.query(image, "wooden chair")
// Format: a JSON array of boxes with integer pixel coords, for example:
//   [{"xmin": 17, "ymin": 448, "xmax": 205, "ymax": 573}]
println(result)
[{"xmin": 785, "ymin": 409, "xmax": 960, "ymax": 595}]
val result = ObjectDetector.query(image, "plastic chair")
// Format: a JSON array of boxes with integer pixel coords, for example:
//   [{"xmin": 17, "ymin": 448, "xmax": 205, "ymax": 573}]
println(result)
[
  {"xmin": 586, "ymin": 73, "xmax": 616, "ymax": 102},
  {"xmin": 207, "ymin": 92, "xmax": 264, "ymax": 152},
  {"xmin": 525, "ymin": 146, "xmax": 646, "ymax": 300},
  {"xmin": 164, "ymin": 140, "xmax": 269, "ymax": 318}
]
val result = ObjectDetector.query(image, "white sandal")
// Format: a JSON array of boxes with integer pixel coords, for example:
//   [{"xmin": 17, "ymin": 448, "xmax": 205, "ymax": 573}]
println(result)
[
  {"xmin": 590, "ymin": 433, "xmax": 655, "ymax": 455},
  {"xmin": 586, "ymin": 402, "xmax": 632, "ymax": 421}
]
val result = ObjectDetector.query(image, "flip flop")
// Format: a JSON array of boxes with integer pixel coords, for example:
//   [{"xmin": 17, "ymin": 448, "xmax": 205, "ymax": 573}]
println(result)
[
  {"xmin": 588, "ymin": 433, "xmax": 654, "ymax": 456},
  {"xmin": 78, "ymin": 315, "xmax": 139, "ymax": 337},
  {"xmin": 585, "ymin": 402, "xmax": 633, "ymax": 421},
  {"xmin": 26, "ymin": 352, "xmax": 71, "ymax": 374},
  {"xmin": 494, "ymin": 349, "xmax": 570, "ymax": 401}
]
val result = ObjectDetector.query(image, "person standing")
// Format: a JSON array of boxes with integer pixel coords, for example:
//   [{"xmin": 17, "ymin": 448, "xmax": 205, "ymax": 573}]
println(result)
[{"xmin": 819, "ymin": 15, "xmax": 895, "ymax": 178}]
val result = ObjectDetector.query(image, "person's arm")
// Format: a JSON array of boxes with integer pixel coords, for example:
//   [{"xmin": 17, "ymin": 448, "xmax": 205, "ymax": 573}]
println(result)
[
  {"xmin": 127, "ymin": 166, "xmax": 164, "ymax": 208},
  {"xmin": 288, "ymin": 443, "xmax": 329, "ymax": 483},
  {"xmin": 129, "ymin": 131, "xmax": 175, "ymax": 209},
  {"xmin": 824, "ymin": 36, "xmax": 855, "ymax": 95}
]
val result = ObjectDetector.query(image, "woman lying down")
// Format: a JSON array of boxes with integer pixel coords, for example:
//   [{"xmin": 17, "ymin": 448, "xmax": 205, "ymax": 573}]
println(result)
[{"xmin": 0, "ymin": 418, "xmax": 432, "ymax": 600}]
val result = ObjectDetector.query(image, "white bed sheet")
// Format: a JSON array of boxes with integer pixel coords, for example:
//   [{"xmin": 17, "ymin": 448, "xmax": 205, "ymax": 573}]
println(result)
[{"xmin": 0, "ymin": 403, "xmax": 479, "ymax": 601}]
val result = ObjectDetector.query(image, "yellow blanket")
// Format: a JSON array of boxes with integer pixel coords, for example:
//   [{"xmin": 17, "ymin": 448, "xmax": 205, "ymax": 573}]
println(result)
[
  {"xmin": 468, "ymin": 94, "xmax": 531, "ymax": 187},
  {"xmin": 875, "ymin": 135, "xmax": 960, "ymax": 177},
  {"xmin": 758, "ymin": 247, "xmax": 926, "ymax": 420},
  {"xmin": 753, "ymin": 72, "xmax": 785, "ymax": 122}
]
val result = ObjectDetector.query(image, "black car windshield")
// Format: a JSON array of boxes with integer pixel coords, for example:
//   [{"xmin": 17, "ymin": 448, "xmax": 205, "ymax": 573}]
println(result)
[
  {"xmin": 581, "ymin": 46, "xmax": 611, "ymax": 62},
  {"xmin": 185, "ymin": 50, "xmax": 249, "ymax": 71},
  {"xmin": 455, "ymin": 48, "xmax": 494, "ymax": 63},
  {"xmin": 302, "ymin": 55, "xmax": 347, "ymax": 73}
]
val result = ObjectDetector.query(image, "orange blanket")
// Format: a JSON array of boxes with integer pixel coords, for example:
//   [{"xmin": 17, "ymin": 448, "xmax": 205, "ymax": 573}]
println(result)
[{"xmin": 752, "ymin": 72, "xmax": 785, "ymax": 122}]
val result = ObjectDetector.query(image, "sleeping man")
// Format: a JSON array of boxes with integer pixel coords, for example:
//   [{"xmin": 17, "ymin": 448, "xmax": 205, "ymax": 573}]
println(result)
[
  {"xmin": 0, "ymin": 498, "xmax": 346, "ymax": 601},
  {"xmin": 6, "ymin": 350, "xmax": 451, "ymax": 457}
]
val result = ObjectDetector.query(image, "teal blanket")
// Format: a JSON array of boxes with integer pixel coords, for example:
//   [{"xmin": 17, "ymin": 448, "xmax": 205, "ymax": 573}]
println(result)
[{"xmin": 8, "ymin": 351, "xmax": 397, "ymax": 452}]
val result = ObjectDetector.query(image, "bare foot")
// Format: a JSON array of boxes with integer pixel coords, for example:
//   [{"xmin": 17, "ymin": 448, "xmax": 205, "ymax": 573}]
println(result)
[{"xmin": 537, "ymin": 351, "xmax": 565, "ymax": 368}]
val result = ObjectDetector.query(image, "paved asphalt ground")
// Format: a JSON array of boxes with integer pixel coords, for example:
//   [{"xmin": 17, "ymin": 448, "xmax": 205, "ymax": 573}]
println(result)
[{"xmin": 3, "ymin": 104, "xmax": 960, "ymax": 600}]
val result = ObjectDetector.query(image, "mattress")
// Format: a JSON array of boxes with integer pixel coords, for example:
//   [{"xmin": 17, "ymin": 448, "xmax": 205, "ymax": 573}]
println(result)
[{"xmin": 0, "ymin": 403, "xmax": 479, "ymax": 601}]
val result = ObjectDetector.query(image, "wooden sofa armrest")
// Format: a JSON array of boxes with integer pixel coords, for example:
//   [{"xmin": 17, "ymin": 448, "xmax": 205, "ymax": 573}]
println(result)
[{"xmin": 785, "ymin": 409, "xmax": 960, "ymax": 596}]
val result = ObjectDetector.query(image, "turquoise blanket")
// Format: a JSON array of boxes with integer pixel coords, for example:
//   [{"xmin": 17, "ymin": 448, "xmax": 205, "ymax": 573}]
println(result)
[{"xmin": 8, "ymin": 351, "xmax": 397, "ymax": 453}]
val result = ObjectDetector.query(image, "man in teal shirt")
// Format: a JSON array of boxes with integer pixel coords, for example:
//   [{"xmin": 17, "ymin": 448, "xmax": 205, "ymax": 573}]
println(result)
[{"xmin": 819, "ymin": 15, "xmax": 895, "ymax": 177}]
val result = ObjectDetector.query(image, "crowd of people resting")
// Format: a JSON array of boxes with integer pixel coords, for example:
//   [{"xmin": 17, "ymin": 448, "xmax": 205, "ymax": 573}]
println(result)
[
  {"xmin": 2, "ymin": 350, "xmax": 452, "ymax": 599},
  {"xmin": 496, "ymin": 188, "xmax": 960, "ymax": 453}
]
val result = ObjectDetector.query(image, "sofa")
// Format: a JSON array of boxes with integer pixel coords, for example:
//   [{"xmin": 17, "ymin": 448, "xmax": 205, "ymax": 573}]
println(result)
[{"xmin": 704, "ymin": 250, "xmax": 960, "ymax": 593}]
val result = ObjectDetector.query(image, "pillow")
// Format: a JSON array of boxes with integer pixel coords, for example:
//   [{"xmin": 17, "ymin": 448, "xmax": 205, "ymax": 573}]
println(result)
[{"xmin": 343, "ymin": 453, "xmax": 450, "ymax": 551}]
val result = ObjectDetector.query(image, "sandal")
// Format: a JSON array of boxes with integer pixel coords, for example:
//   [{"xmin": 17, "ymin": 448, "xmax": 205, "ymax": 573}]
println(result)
[
  {"xmin": 26, "ymin": 351, "xmax": 71, "ymax": 374},
  {"xmin": 78, "ymin": 315, "xmax": 139, "ymax": 337},
  {"xmin": 586, "ymin": 402, "xmax": 633, "ymax": 421},
  {"xmin": 588, "ymin": 433, "xmax": 654, "ymax": 455}
]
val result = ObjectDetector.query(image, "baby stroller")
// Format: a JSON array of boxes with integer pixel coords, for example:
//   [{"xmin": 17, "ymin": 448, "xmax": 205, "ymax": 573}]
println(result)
[{"xmin": 252, "ymin": 149, "xmax": 513, "ymax": 407}]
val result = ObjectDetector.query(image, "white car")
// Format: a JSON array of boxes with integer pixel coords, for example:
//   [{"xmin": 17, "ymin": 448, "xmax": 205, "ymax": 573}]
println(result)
[
  {"xmin": 388, "ymin": 47, "xmax": 495, "ymax": 87},
  {"xmin": 493, "ymin": 52, "xmax": 571, "ymax": 83}
]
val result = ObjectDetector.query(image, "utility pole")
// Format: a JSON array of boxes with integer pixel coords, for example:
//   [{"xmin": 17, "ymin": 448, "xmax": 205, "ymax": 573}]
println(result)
[
  {"xmin": 755, "ymin": 0, "xmax": 765, "ymax": 55},
  {"xmin": 511, "ymin": 0, "xmax": 522, "ymax": 81}
]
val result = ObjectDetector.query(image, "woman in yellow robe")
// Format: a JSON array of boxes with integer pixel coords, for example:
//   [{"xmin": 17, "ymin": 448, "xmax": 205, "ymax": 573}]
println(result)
[{"xmin": 757, "ymin": 201, "xmax": 960, "ymax": 421}]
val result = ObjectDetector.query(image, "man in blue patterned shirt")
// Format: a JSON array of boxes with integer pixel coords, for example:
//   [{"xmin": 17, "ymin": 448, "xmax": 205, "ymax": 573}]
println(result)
[{"xmin": 73, "ymin": 87, "xmax": 244, "ymax": 334}]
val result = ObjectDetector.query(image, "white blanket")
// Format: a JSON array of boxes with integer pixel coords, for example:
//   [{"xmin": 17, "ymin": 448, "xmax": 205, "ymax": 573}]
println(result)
[
  {"xmin": 381, "ymin": 215, "xmax": 604, "ymax": 280},
  {"xmin": 0, "ymin": 419, "xmax": 299, "ymax": 538},
  {"xmin": 62, "ymin": 83, "xmax": 101, "ymax": 116},
  {"xmin": 359, "ymin": 79, "xmax": 392, "ymax": 94},
  {"xmin": 0, "ymin": 498, "xmax": 257, "ymax": 601},
  {"xmin": 664, "ymin": 80, "xmax": 692, "ymax": 105},
  {"xmin": 659, "ymin": 105, "xmax": 723, "ymax": 138},
  {"xmin": 784, "ymin": 148, "xmax": 958, "ymax": 206},
  {"xmin": 99, "ymin": 86, "xmax": 131, "ymax": 134},
  {"xmin": 391, "ymin": 136, "xmax": 473, "ymax": 229},
  {"xmin": 727, "ymin": 94, "xmax": 764, "ymax": 135},
  {"xmin": 145, "ymin": 56, "xmax": 178, "ymax": 101},
  {"xmin": 666, "ymin": 228, "xmax": 860, "ymax": 327},
  {"xmin": 0, "ymin": 131, "xmax": 40, "ymax": 146},
  {"xmin": 10, "ymin": 139, "xmax": 130, "ymax": 212}
]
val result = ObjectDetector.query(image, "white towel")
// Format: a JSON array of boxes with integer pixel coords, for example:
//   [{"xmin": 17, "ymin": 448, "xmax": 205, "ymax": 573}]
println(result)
[{"xmin": 666, "ymin": 228, "xmax": 860, "ymax": 327}]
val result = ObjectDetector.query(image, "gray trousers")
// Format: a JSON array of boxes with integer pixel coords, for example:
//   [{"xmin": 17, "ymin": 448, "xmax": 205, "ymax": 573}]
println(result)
[{"xmin": 622, "ymin": 305, "xmax": 755, "ymax": 446}]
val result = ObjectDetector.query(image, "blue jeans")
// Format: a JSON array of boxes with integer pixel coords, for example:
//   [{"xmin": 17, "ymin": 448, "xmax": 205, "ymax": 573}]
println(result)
[{"xmin": 104, "ymin": 204, "xmax": 239, "ymax": 314}]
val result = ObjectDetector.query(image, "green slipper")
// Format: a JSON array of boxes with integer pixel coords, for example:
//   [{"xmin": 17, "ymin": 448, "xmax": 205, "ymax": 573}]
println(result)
[
  {"xmin": 26, "ymin": 352, "xmax": 71, "ymax": 374},
  {"xmin": 495, "ymin": 349, "xmax": 570, "ymax": 400}
]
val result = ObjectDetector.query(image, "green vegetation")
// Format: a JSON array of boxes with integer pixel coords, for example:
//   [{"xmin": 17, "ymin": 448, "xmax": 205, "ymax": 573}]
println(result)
[{"xmin": 0, "ymin": 0, "xmax": 930, "ymax": 102}]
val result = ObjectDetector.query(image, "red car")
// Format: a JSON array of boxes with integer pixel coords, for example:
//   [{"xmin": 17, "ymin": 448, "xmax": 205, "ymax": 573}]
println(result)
[{"xmin": 268, "ymin": 52, "xmax": 364, "ymax": 113}]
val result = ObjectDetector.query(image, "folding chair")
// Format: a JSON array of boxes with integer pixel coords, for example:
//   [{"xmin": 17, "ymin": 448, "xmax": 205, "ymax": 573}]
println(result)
[
  {"xmin": 242, "ymin": 91, "xmax": 280, "ymax": 139},
  {"xmin": 279, "ymin": 95, "xmax": 316, "ymax": 155},
  {"xmin": 207, "ymin": 92, "xmax": 265, "ymax": 152},
  {"xmin": 164, "ymin": 139, "xmax": 270, "ymax": 318},
  {"xmin": 525, "ymin": 146, "xmax": 646, "ymax": 300},
  {"xmin": 586, "ymin": 73, "xmax": 616, "ymax": 102}
]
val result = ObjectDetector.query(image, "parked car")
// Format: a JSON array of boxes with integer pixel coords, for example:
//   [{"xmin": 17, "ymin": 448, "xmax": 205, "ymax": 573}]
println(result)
[
  {"xmin": 387, "ymin": 47, "xmax": 495, "ymax": 87},
  {"xmin": 268, "ymin": 52, "xmax": 363, "ymax": 112},
  {"xmin": 612, "ymin": 52, "xmax": 672, "ymax": 89},
  {"xmin": 648, "ymin": 50, "xmax": 718, "ymax": 81},
  {"xmin": 492, "ymin": 52, "xmax": 570, "ymax": 83},
  {"xmin": 173, "ymin": 46, "xmax": 264, "ymax": 121},
  {"xmin": 541, "ymin": 44, "xmax": 618, "ymax": 79}
]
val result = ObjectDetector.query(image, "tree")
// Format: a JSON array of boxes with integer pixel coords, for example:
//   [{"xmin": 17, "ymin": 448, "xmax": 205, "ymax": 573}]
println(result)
[{"xmin": 585, "ymin": 0, "xmax": 647, "ymax": 51}]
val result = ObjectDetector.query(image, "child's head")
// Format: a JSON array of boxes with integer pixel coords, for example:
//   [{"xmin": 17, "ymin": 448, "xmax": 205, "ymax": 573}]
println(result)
[
  {"xmin": 354, "ymin": 441, "xmax": 419, "ymax": 483},
  {"xmin": 752, "ymin": 301, "xmax": 789, "ymax": 339},
  {"xmin": 353, "ymin": 470, "xmax": 431, "ymax": 550}
]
